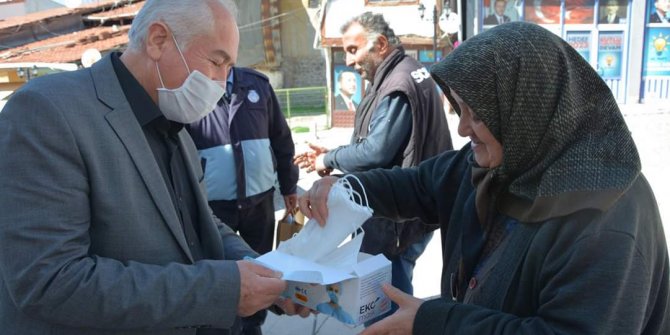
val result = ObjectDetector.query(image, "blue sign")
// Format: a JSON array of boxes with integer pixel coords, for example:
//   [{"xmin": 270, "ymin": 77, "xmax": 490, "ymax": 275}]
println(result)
[
  {"xmin": 643, "ymin": 27, "xmax": 670, "ymax": 76},
  {"xmin": 566, "ymin": 31, "xmax": 591, "ymax": 62},
  {"xmin": 598, "ymin": 31, "xmax": 624, "ymax": 79}
]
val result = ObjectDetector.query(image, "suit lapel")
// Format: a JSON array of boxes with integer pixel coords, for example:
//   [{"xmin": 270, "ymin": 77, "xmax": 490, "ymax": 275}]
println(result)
[{"xmin": 90, "ymin": 55, "xmax": 194, "ymax": 262}]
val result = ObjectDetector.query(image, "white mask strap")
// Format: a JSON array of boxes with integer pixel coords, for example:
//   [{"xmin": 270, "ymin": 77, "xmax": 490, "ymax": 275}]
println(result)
[
  {"xmin": 339, "ymin": 174, "xmax": 371, "ymax": 236},
  {"xmin": 339, "ymin": 174, "xmax": 370, "ymax": 209},
  {"xmin": 170, "ymin": 32, "xmax": 191, "ymax": 74},
  {"xmin": 155, "ymin": 62, "xmax": 166, "ymax": 88},
  {"xmin": 155, "ymin": 29, "xmax": 192, "ymax": 90}
]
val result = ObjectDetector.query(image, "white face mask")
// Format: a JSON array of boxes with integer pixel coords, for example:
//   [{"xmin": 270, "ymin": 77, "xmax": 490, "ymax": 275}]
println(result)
[
  {"xmin": 277, "ymin": 175, "xmax": 373, "ymax": 265},
  {"xmin": 156, "ymin": 32, "xmax": 225, "ymax": 124}
]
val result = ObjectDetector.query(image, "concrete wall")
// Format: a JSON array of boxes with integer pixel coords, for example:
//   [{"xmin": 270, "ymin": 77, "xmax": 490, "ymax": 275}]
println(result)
[
  {"xmin": 236, "ymin": 0, "xmax": 266, "ymax": 68},
  {"xmin": 278, "ymin": 0, "xmax": 326, "ymax": 88}
]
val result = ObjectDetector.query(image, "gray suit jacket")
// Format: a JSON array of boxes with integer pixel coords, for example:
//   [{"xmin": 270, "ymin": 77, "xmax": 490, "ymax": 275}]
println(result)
[{"xmin": 0, "ymin": 55, "xmax": 256, "ymax": 334}]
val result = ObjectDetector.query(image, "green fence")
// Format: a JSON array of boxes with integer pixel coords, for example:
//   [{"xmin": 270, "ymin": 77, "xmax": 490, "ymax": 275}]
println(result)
[{"xmin": 274, "ymin": 86, "xmax": 327, "ymax": 119}]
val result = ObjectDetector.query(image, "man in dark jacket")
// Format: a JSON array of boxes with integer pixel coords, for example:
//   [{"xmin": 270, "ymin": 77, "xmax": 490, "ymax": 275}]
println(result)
[
  {"xmin": 650, "ymin": 0, "xmax": 670, "ymax": 23},
  {"xmin": 484, "ymin": 0, "xmax": 511, "ymax": 25},
  {"xmin": 187, "ymin": 67, "xmax": 299, "ymax": 335},
  {"xmin": 294, "ymin": 12, "xmax": 452, "ymax": 320}
]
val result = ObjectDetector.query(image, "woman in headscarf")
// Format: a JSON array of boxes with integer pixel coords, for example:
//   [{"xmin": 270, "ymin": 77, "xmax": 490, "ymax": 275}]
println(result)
[{"xmin": 298, "ymin": 22, "xmax": 669, "ymax": 334}]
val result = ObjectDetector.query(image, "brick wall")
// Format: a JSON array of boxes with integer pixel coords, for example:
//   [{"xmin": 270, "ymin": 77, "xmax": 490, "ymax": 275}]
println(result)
[
  {"xmin": 331, "ymin": 110, "xmax": 355, "ymax": 128},
  {"xmin": 281, "ymin": 55, "xmax": 326, "ymax": 88}
]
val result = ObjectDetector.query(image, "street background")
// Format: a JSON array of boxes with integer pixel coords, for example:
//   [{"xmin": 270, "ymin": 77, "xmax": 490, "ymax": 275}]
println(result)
[{"xmin": 264, "ymin": 103, "xmax": 670, "ymax": 335}]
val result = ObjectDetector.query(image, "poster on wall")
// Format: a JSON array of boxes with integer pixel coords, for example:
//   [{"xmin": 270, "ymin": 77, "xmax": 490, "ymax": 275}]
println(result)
[
  {"xmin": 566, "ymin": 31, "xmax": 591, "ymax": 62},
  {"xmin": 643, "ymin": 27, "xmax": 670, "ymax": 76},
  {"xmin": 597, "ymin": 31, "xmax": 624, "ymax": 79},
  {"xmin": 598, "ymin": 0, "xmax": 627, "ymax": 24},
  {"xmin": 522, "ymin": 0, "xmax": 595, "ymax": 25},
  {"xmin": 524, "ymin": 0, "xmax": 561, "ymax": 24},
  {"xmin": 419, "ymin": 50, "xmax": 443, "ymax": 63},
  {"xmin": 648, "ymin": 0, "xmax": 670, "ymax": 24},
  {"xmin": 483, "ymin": 0, "xmax": 522, "ymax": 26},
  {"xmin": 565, "ymin": 0, "xmax": 595, "ymax": 24},
  {"xmin": 333, "ymin": 65, "xmax": 362, "ymax": 112}
]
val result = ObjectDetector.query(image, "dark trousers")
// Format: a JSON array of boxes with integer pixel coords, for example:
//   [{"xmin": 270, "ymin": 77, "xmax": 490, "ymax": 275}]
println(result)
[{"xmin": 212, "ymin": 194, "xmax": 275, "ymax": 254}]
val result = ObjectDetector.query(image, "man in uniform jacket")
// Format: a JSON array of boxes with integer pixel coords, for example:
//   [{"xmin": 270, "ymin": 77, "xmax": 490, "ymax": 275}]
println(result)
[{"xmin": 187, "ymin": 66, "xmax": 299, "ymax": 335}]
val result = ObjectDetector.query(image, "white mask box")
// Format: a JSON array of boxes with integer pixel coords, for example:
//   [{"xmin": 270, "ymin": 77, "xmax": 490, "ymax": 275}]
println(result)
[
  {"xmin": 254, "ymin": 176, "xmax": 392, "ymax": 325},
  {"xmin": 255, "ymin": 249, "xmax": 392, "ymax": 326}
]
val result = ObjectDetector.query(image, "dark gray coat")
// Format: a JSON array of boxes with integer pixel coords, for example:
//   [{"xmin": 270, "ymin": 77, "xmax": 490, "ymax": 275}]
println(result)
[
  {"xmin": 0, "ymin": 55, "xmax": 254, "ymax": 334},
  {"xmin": 350, "ymin": 147, "xmax": 669, "ymax": 334}
]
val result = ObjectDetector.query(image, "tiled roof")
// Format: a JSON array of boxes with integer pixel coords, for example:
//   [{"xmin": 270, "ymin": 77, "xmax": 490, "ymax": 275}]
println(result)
[
  {"xmin": 0, "ymin": 1, "xmax": 146, "ymax": 64},
  {"xmin": 0, "ymin": 25, "xmax": 130, "ymax": 63},
  {"xmin": 85, "ymin": 1, "xmax": 144, "ymax": 21},
  {"xmin": 0, "ymin": 0, "xmax": 135, "ymax": 32}
]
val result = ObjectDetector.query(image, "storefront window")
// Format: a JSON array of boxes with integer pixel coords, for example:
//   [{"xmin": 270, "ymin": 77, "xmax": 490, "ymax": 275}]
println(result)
[{"xmin": 478, "ymin": 0, "xmax": 633, "ymax": 102}]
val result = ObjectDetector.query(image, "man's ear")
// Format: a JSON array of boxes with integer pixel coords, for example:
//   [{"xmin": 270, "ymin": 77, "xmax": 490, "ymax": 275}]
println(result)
[
  {"xmin": 375, "ymin": 34, "xmax": 391, "ymax": 56},
  {"xmin": 146, "ymin": 22, "xmax": 170, "ymax": 61}
]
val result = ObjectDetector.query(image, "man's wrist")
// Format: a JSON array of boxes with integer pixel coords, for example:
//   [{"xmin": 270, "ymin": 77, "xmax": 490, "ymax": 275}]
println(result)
[{"xmin": 315, "ymin": 154, "xmax": 328, "ymax": 171}]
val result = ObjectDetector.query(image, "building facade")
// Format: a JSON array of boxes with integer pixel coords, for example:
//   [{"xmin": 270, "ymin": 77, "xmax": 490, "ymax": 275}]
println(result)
[
  {"xmin": 318, "ymin": 0, "xmax": 668, "ymax": 127},
  {"xmin": 470, "ymin": 0, "xmax": 669, "ymax": 103}
]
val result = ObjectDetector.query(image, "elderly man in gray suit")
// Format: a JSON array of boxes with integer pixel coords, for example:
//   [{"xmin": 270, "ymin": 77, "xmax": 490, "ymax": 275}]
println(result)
[{"xmin": 0, "ymin": 1, "xmax": 307, "ymax": 334}]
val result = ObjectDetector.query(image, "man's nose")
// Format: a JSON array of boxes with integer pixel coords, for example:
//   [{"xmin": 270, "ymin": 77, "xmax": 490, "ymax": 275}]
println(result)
[{"xmin": 345, "ymin": 54, "xmax": 355, "ymax": 67}]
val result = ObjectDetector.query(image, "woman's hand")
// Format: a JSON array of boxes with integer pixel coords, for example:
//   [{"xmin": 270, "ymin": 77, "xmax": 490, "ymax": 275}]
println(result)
[
  {"xmin": 360, "ymin": 284, "xmax": 424, "ymax": 335},
  {"xmin": 298, "ymin": 176, "xmax": 339, "ymax": 226}
]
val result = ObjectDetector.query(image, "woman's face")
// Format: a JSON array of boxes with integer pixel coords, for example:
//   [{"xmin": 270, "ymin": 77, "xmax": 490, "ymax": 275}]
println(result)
[{"xmin": 452, "ymin": 88, "xmax": 503, "ymax": 168}]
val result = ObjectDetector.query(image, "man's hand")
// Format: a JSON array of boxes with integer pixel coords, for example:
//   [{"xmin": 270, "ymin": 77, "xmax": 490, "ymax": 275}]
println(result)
[
  {"xmin": 237, "ymin": 261, "xmax": 287, "ymax": 317},
  {"xmin": 293, "ymin": 143, "xmax": 330, "ymax": 173},
  {"xmin": 360, "ymin": 284, "xmax": 424, "ymax": 335},
  {"xmin": 274, "ymin": 296, "xmax": 313, "ymax": 318},
  {"xmin": 298, "ymin": 176, "xmax": 339, "ymax": 226},
  {"xmin": 283, "ymin": 194, "xmax": 298, "ymax": 215}
]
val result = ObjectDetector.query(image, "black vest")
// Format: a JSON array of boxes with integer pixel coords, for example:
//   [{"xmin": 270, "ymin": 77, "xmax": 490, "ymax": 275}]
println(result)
[{"xmin": 353, "ymin": 47, "xmax": 453, "ymax": 168}]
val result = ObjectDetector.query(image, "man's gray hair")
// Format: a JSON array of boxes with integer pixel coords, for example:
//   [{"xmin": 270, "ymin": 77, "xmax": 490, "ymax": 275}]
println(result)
[
  {"xmin": 127, "ymin": 0, "xmax": 238, "ymax": 52},
  {"xmin": 340, "ymin": 12, "xmax": 400, "ymax": 46}
]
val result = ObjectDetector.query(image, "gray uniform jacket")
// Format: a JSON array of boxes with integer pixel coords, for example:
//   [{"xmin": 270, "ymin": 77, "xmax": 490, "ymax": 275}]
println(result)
[{"xmin": 0, "ymin": 55, "xmax": 255, "ymax": 334}]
